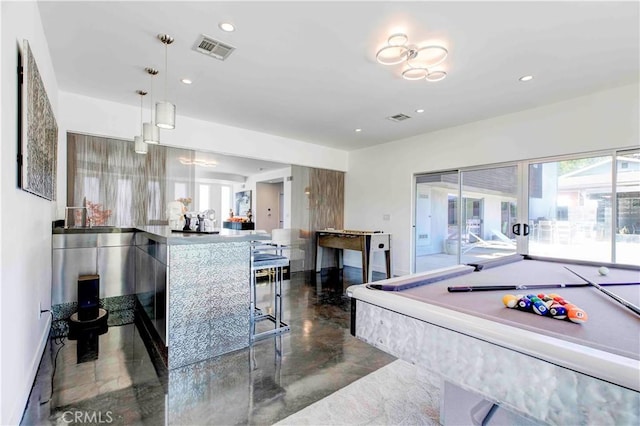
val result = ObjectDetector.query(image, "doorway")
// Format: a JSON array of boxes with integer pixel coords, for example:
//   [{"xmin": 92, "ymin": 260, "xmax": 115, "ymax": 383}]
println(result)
[
  {"xmin": 256, "ymin": 182, "xmax": 283, "ymax": 232},
  {"xmin": 414, "ymin": 165, "xmax": 519, "ymax": 273}
]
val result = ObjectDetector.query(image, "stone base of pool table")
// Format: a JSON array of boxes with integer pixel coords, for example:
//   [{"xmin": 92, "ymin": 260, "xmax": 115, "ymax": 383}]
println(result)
[{"xmin": 355, "ymin": 300, "xmax": 639, "ymax": 425}]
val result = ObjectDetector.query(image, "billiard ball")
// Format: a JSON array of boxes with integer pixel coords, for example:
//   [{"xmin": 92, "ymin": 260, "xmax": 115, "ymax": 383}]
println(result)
[
  {"xmin": 553, "ymin": 296, "xmax": 567, "ymax": 305},
  {"xmin": 531, "ymin": 299, "xmax": 549, "ymax": 315},
  {"xmin": 549, "ymin": 304, "xmax": 567, "ymax": 319},
  {"xmin": 567, "ymin": 307, "xmax": 588, "ymax": 323},
  {"xmin": 598, "ymin": 266, "xmax": 609, "ymax": 276},
  {"xmin": 502, "ymin": 294, "xmax": 518, "ymax": 308},
  {"xmin": 517, "ymin": 297, "xmax": 532, "ymax": 311}
]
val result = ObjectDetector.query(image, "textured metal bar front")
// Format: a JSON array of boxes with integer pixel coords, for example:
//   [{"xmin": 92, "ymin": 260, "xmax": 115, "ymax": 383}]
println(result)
[{"xmin": 168, "ymin": 242, "xmax": 251, "ymax": 369}]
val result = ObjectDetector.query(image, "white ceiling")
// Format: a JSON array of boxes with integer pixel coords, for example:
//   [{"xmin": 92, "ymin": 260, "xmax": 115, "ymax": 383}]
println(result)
[{"xmin": 39, "ymin": 1, "xmax": 639, "ymax": 154}]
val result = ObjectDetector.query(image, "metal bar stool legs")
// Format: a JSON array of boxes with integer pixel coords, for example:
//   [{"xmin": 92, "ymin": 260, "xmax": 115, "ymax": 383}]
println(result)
[{"xmin": 251, "ymin": 252, "xmax": 291, "ymax": 342}]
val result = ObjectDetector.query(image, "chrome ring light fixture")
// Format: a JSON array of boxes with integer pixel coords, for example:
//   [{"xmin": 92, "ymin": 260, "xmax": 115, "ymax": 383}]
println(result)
[{"xmin": 376, "ymin": 33, "xmax": 448, "ymax": 82}]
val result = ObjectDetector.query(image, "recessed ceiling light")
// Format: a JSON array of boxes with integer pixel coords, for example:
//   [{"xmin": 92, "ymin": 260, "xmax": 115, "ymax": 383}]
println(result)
[
  {"xmin": 181, "ymin": 78, "xmax": 192, "ymax": 85},
  {"xmin": 219, "ymin": 22, "xmax": 235, "ymax": 32},
  {"xmin": 355, "ymin": 128, "xmax": 362, "ymax": 132},
  {"xmin": 519, "ymin": 75, "xmax": 534, "ymax": 82},
  {"xmin": 415, "ymin": 109, "xmax": 425, "ymax": 113}
]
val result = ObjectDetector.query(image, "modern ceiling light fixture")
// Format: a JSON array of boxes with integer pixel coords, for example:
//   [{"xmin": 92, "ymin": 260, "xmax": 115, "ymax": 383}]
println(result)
[
  {"xmin": 519, "ymin": 75, "xmax": 534, "ymax": 82},
  {"xmin": 135, "ymin": 90, "xmax": 148, "ymax": 154},
  {"xmin": 376, "ymin": 33, "xmax": 448, "ymax": 82},
  {"xmin": 143, "ymin": 67, "xmax": 160, "ymax": 144},
  {"xmin": 179, "ymin": 157, "xmax": 218, "ymax": 167},
  {"xmin": 156, "ymin": 34, "xmax": 176, "ymax": 130},
  {"xmin": 219, "ymin": 22, "xmax": 235, "ymax": 32}
]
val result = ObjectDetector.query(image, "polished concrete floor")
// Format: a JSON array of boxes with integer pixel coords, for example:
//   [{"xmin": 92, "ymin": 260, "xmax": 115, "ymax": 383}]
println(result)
[{"xmin": 21, "ymin": 267, "xmax": 396, "ymax": 425}]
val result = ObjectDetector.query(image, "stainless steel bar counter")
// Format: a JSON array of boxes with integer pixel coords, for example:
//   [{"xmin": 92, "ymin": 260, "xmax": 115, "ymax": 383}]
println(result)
[
  {"xmin": 53, "ymin": 226, "xmax": 270, "ymax": 370},
  {"xmin": 136, "ymin": 226, "xmax": 270, "ymax": 369}
]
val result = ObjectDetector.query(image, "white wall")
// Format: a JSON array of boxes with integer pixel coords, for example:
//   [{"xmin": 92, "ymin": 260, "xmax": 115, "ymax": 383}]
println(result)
[
  {"xmin": 60, "ymin": 92, "xmax": 348, "ymax": 173},
  {"xmin": 0, "ymin": 2, "xmax": 59, "ymax": 423},
  {"xmin": 345, "ymin": 84, "xmax": 640, "ymax": 276}
]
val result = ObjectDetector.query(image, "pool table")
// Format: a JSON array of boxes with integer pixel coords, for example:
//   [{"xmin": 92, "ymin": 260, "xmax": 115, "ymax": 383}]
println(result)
[{"xmin": 347, "ymin": 255, "xmax": 640, "ymax": 425}]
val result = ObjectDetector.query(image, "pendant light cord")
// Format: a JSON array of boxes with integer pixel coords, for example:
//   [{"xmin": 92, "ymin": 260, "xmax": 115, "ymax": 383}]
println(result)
[
  {"xmin": 140, "ymin": 93, "xmax": 144, "ymax": 133},
  {"xmin": 164, "ymin": 42, "xmax": 168, "ymax": 101},
  {"xmin": 150, "ymin": 74, "xmax": 154, "ymax": 122}
]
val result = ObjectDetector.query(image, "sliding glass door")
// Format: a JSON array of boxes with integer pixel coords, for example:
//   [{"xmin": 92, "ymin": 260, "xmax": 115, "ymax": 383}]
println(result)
[
  {"xmin": 414, "ymin": 149, "xmax": 638, "ymax": 273},
  {"xmin": 460, "ymin": 166, "xmax": 519, "ymax": 265},
  {"xmin": 414, "ymin": 165, "xmax": 519, "ymax": 273},
  {"xmin": 414, "ymin": 171, "xmax": 459, "ymax": 272},
  {"xmin": 528, "ymin": 150, "xmax": 640, "ymax": 265},
  {"xmin": 615, "ymin": 149, "xmax": 640, "ymax": 264}
]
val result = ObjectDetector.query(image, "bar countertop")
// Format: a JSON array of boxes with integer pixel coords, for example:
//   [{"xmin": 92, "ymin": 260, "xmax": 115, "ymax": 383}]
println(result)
[
  {"xmin": 136, "ymin": 225, "xmax": 270, "ymax": 245},
  {"xmin": 53, "ymin": 226, "xmax": 137, "ymax": 234},
  {"xmin": 54, "ymin": 225, "xmax": 270, "ymax": 245}
]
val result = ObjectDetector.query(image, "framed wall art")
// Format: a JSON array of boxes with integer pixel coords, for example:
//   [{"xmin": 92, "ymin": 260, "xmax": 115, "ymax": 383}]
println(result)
[
  {"xmin": 235, "ymin": 190, "xmax": 252, "ymax": 216},
  {"xmin": 18, "ymin": 39, "xmax": 58, "ymax": 200}
]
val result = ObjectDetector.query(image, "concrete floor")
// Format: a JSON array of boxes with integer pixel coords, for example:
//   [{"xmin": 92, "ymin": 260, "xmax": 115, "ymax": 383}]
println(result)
[{"xmin": 21, "ymin": 267, "xmax": 395, "ymax": 425}]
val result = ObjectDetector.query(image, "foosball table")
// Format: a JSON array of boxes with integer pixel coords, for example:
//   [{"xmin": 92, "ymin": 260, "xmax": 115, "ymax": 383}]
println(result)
[{"xmin": 314, "ymin": 229, "xmax": 391, "ymax": 283}]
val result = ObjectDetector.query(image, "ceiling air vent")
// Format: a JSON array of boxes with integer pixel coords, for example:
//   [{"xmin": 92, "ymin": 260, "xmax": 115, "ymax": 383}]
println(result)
[
  {"xmin": 193, "ymin": 34, "xmax": 235, "ymax": 61},
  {"xmin": 387, "ymin": 113, "xmax": 411, "ymax": 122}
]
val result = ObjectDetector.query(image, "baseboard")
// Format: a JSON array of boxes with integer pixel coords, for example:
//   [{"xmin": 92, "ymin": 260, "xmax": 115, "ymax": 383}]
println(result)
[{"xmin": 11, "ymin": 315, "xmax": 51, "ymax": 425}]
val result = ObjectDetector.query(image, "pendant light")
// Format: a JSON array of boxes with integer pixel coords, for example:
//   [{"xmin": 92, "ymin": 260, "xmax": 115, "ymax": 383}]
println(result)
[
  {"xmin": 135, "ymin": 90, "xmax": 148, "ymax": 154},
  {"xmin": 143, "ymin": 67, "xmax": 160, "ymax": 144},
  {"xmin": 156, "ymin": 34, "xmax": 175, "ymax": 129}
]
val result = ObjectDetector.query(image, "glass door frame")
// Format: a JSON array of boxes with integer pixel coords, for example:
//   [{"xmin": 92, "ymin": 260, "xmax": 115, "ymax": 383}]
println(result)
[
  {"xmin": 412, "ymin": 160, "xmax": 524, "ymax": 273},
  {"xmin": 412, "ymin": 147, "xmax": 638, "ymax": 273},
  {"xmin": 411, "ymin": 169, "xmax": 461, "ymax": 273}
]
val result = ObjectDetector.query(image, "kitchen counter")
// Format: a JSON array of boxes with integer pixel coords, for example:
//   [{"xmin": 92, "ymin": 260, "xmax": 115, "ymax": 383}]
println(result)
[
  {"xmin": 52, "ymin": 225, "xmax": 271, "ymax": 369},
  {"xmin": 53, "ymin": 225, "xmax": 269, "ymax": 244},
  {"xmin": 136, "ymin": 225, "xmax": 270, "ymax": 244},
  {"xmin": 53, "ymin": 226, "xmax": 137, "ymax": 234}
]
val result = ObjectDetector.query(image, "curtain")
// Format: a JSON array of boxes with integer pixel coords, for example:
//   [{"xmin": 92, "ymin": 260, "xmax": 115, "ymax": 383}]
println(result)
[{"xmin": 67, "ymin": 133, "xmax": 166, "ymax": 226}]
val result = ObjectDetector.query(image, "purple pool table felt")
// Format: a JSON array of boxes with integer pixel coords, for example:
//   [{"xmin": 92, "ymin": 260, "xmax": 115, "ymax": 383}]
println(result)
[{"xmin": 385, "ymin": 259, "xmax": 639, "ymax": 360}]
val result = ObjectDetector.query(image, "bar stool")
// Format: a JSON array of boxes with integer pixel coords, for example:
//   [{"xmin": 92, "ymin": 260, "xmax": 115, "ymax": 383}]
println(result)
[{"xmin": 250, "ymin": 247, "xmax": 291, "ymax": 341}]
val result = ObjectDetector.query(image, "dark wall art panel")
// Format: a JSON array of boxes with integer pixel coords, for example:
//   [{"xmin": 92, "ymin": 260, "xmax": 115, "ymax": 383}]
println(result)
[{"xmin": 19, "ymin": 39, "xmax": 58, "ymax": 200}]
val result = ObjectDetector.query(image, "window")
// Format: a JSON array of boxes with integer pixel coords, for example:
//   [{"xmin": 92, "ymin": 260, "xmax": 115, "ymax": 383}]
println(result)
[
  {"xmin": 414, "ymin": 149, "xmax": 637, "ymax": 272},
  {"xmin": 615, "ymin": 150, "xmax": 640, "ymax": 264},
  {"xmin": 199, "ymin": 184, "xmax": 210, "ymax": 211},
  {"xmin": 67, "ymin": 133, "xmax": 166, "ymax": 227},
  {"xmin": 528, "ymin": 155, "xmax": 614, "ymax": 263},
  {"xmin": 174, "ymin": 182, "xmax": 187, "ymax": 200},
  {"xmin": 221, "ymin": 186, "xmax": 231, "ymax": 217},
  {"xmin": 116, "ymin": 179, "xmax": 133, "ymax": 225},
  {"xmin": 148, "ymin": 181, "xmax": 161, "ymax": 221}
]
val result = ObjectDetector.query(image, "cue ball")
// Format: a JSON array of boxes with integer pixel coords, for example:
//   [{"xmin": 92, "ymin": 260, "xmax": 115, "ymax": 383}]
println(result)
[{"xmin": 598, "ymin": 266, "xmax": 609, "ymax": 276}]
